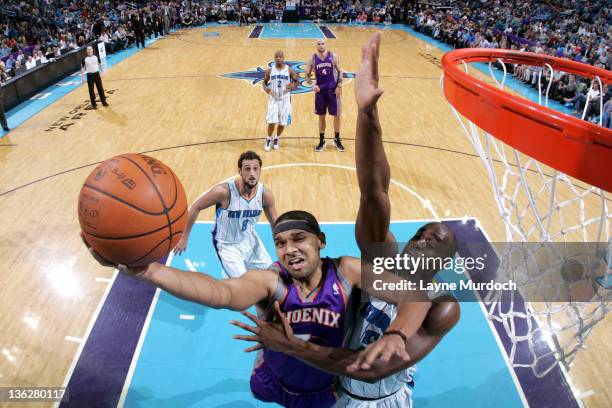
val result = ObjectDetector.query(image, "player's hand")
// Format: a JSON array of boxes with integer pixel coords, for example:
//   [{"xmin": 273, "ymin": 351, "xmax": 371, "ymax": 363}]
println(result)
[
  {"xmin": 313, "ymin": 84, "xmax": 320, "ymax": 93},
  {"xmin": 347, "ymin": 332, "xmax": 410, "ymax": 372},
  {"xmin": 264, "ymin": 87, "xmax": 272, "ymax": 95},
  {"xmin": 231, "ymin": 301, "xmax": 299, "ymax": 353},
  {"xmin": 355, "ymin": 32, "xmax": 384, "ymax": 113},
  {"xmin": 173, "ymin": 235, "xmax": 188, "ymax": 255},
  {"xmin": 80, "ymin": 232, "xmax": 149, "ymax": 278},
  {"xmin": 335, "ymin": 86, "xmax": 342, "ymax": 97}
]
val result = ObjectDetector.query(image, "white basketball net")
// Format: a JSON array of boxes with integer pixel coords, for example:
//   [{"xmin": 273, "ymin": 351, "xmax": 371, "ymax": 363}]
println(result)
[{"xmin": 443, "ymin": 59, "xmax": 611, "ymax": 377}]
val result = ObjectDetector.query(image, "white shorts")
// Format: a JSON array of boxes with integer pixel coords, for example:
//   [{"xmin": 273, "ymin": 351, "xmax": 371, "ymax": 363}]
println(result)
[
  {"xmin": 214, "ymin": 232, "xmax": 273, "ymax": 278},
  {"xmin": 266, "ymin": 95, "xmax": 292, "ymax": 126},
  {"xmin": 334, "ymin": 385, "xmax": 413, "ymax": 408}
]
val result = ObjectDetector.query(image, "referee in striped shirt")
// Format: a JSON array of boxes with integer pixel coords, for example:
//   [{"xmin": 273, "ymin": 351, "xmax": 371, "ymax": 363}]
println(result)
[{"xmin": 81, "ymin": 46, "xmax": 108, "ymax": 109}]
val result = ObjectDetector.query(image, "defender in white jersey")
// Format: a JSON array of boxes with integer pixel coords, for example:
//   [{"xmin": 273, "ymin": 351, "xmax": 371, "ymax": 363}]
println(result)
[
  {"xmin": 174, "ymin": 151, "xmax": 278, "ymax": 278},
  {"xmin": 231, "ymin": 34, "xmax": 461, "ymax": 408},
  {"xmin": 263, "ymin": 50, "xmax": 298, "ymax": 152}
]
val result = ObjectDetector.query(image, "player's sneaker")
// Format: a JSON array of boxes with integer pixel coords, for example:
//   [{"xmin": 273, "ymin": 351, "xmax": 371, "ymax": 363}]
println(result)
[
  {"xmin": 314, "ymin": 139, "xmax": 326, "ymax": 152},
  {"xmin": 264, "ymin": 137, "xmax": 272, "ymax": 152},
  {"xmin": 273, "ymin": 137, "xmax": 280, "ymax": 150},
  {"xmin": 333, "ymin": 137, "xmax": 345, "ymax": 152}
]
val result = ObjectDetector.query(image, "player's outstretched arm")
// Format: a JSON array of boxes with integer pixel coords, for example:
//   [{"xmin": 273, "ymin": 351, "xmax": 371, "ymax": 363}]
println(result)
[
  {"xmin": 83, "ymin": 234, "xmax": 276, "ymax": 311},
  {"xmin": 232, "ymin": 297, "xmax": 459, "ymax": 383},
  {"xmin": 352, "ymin": 33, "xmax": 440, "ymax": 370},
  {"xmin": 174, "ymin": 184, "xmax": 228, "ymax": 255},
  {"xmin": 354, "ymin": 32, "xmax": 390, "ymax": 251},
  {"xmin": 262, "ymin": 188, "xmax": 278, "ymax": 225}
]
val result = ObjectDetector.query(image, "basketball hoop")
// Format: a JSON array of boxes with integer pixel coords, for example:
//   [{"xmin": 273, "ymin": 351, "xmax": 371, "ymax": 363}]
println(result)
[{"xmin": 441, "ymin": 48, "xmax": 611, "ymax": 377}]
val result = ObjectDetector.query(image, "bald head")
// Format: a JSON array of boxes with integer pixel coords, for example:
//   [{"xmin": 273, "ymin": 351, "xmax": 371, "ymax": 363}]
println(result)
[
  {"xmin": 274, "ymin": 50, "xmax": 284, "ymax": 67},
  {"xmin": 316, "ymin": 39, "xmax": 326, "ymax": 53}
]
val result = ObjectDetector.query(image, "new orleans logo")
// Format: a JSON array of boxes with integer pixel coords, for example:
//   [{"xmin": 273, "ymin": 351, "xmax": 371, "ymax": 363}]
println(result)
[{"xmin": 221, "ymin": 61, "xmax": 355, "ymax": 94}]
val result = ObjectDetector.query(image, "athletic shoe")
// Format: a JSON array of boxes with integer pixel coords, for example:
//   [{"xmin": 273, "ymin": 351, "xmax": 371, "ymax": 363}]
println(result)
[
  {"xmin": 314, "ymin": 139, "xmax": 326, "ymax": 152},
  {"xmin": 273, "ymin": 137, "xmax": 280, "ymax": 150},
  {"xmin": 264, "ymin": 137, "xmax": 272, "ymax": 152},
  {"xmin": 333, "ymin": 138, "xmax": 345, "ymax": 152}
]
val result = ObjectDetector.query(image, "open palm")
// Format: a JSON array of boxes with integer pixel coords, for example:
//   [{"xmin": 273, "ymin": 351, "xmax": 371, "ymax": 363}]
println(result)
[{"xmin": 355, "ymin": 32, "xmax": 384, "ymax": 112}]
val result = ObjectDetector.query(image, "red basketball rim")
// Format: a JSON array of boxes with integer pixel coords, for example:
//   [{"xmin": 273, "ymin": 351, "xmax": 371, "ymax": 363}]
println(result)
[{"xmin": 441, "ymin": 48, "xmax": 612, "ymax": 192}]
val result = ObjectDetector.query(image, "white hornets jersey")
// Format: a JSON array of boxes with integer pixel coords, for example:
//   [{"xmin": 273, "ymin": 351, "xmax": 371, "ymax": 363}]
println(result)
[
  {"xmin": 269, "ymin": 64, "xmax": 291, "ymax": 99},
  {"xmin": 212, "ymin": 181, "xmax": 265, "ymax": 245},
  {"xmin": 340, "ymin": 296, "xmax": 416, "ymax": 398}
]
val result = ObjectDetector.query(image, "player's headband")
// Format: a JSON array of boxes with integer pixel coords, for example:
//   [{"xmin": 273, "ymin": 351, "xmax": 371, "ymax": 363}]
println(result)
[{"xmin": 273, "ymin": 220, "xmax": 321, "ymax": 237}]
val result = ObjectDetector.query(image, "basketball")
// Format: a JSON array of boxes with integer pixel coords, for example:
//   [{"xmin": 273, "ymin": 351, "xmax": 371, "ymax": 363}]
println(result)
[{"xmin": 78, "ymin": 153, "xmax": 188, "ymax": 267}]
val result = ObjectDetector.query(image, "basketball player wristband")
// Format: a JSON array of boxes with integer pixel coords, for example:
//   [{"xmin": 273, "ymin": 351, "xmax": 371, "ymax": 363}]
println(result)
[{"xmin": 383, "ymin": 330, "xmax": 408, "ymax": 344}]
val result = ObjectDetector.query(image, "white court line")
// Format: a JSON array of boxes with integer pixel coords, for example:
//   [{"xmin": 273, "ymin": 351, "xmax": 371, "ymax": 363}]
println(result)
[
  {"xmin": 476, "ymin": 225, "xmax": 586, "ymax": 407},
  {"xmin": 191, "ymin": 162, "xmax": 439, "ymax": 219},
  {"xmin": 319, "ymin": 24, "xmax": 337, "ymax": 39},
  {"xmin": 54, "ymin": 269, "xmax": 118, "ymax": 408},
  {"xmin": 184, "ymin": 258, "xmax": 197, "ymax": 272},
  {"xmin": 577, "ymin": 389, "xmax": 594, "ymax": 400},
  {"xmin": 64, "ymin": 336, "xmax": 83, "ymax": 343}
]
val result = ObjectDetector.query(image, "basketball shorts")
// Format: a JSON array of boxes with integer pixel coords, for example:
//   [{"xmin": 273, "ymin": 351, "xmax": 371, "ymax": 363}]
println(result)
[
  {"xmin": 315, "ymin": 88, "xmax": 340, "ymax": 116},
  {"xmin": 214, "ymin": 232, "xmax": 273, "ymax": 278},
  {"xmin": 334, "ymin": 384, "xmax": 413, "ymax": 408},
  {"xmin": 251, "ymin": 361, "xmax": 337, "ymax": 408},
  {"xmin": 266, "ymin": 95, "xmax": 292, "ymax": 126}
]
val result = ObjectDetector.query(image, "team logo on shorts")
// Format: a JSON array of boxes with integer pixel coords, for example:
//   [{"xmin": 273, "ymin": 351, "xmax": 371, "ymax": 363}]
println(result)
[{"xmin": 221, "ymin": 61, "xmax": 355, "ymax": 94}]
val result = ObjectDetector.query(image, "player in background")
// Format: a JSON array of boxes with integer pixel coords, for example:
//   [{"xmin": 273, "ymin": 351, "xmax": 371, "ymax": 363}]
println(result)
[
  {"xmin": 305, "ymin": 39, "xmax": 345, "ymax": 152},
  {"xmin": 263, "ymin": 50, "xmax": 299, "ymax": 152},
  {"xmin": 174, "ymin": 151, "xmax": 278, "ymax": 278}
]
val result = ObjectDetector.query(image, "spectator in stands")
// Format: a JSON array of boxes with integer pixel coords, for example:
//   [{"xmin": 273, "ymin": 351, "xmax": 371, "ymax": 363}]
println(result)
[
  {"xmin": 25, "ymin": 55, "xmax": 36, "ymax": 70},
  {"xmin": 100, "ymin": 30, "xmax": 115, "ymax": 54},
  {"xmin": 602, "ymin": 98, "xmax": 612, "ymax": 129},
  {"xmin": 0, "ymin": 61, "xmax": 9, "ymax": 132},
  {"xmin": 11, "ymin": 59, "xmax": 25, "ymax": 77}
]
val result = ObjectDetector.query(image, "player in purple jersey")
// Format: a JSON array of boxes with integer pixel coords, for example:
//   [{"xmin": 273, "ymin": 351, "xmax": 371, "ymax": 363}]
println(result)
[
  {"xmin": 232, "ymin": 33, "xmax": 461, "ymax": 407},
  {"xmin": 83, "ymin": 207, "xmax": 422, "ymax": 407},
  {"xmin": 305, "ymin": 39, "xmax": 345, "ymax": 152}
]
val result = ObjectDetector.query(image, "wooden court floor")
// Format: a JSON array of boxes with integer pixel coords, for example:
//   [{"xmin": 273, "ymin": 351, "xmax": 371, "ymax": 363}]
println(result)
[{"xmin": 0, "ymin": 25, "xmax": 609, "ymax": 406}]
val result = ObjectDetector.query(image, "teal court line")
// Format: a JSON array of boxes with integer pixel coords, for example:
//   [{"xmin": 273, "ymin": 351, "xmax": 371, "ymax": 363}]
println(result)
[{"xmin": 122, "ymin": 221, "xmax": 524, "ymax": 407}]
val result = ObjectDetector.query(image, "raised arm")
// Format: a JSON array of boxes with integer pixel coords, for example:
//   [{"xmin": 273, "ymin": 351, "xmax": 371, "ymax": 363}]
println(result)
[
  {"xmin": 354, "ymin": 33, "xmax": 390, "ymax": 252},
  {"xmin": 174, "ymin": 184, "xmax": 228, "ymax": 255},
  {"xmin": 352, "ymin": 32, "xmax": 436, "ymax": 363},
  {"xmin": 262, "ymin": 188, "xmax": 278, "ymax": 225}
]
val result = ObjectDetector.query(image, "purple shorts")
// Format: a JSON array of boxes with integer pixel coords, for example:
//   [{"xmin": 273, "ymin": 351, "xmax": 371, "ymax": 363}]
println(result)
[
  {"xmin": 250, "ymin": 362, "xmax": 336, "ymax": 408},
  {"xmin": 315, "ymin": 88, "xmax": 340, "ymax": 116}
]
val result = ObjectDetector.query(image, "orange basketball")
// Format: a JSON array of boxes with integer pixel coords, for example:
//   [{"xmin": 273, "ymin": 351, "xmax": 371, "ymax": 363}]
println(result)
[{"xmin": 78, "ymin": 153, "xmax": 188, "ymax": 267}]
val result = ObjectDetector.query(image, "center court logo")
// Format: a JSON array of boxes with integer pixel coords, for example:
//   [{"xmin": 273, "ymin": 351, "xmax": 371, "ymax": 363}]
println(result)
[{"xmin": 221, "ymin": 60, "xmax": 355, "ymax": 94}]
